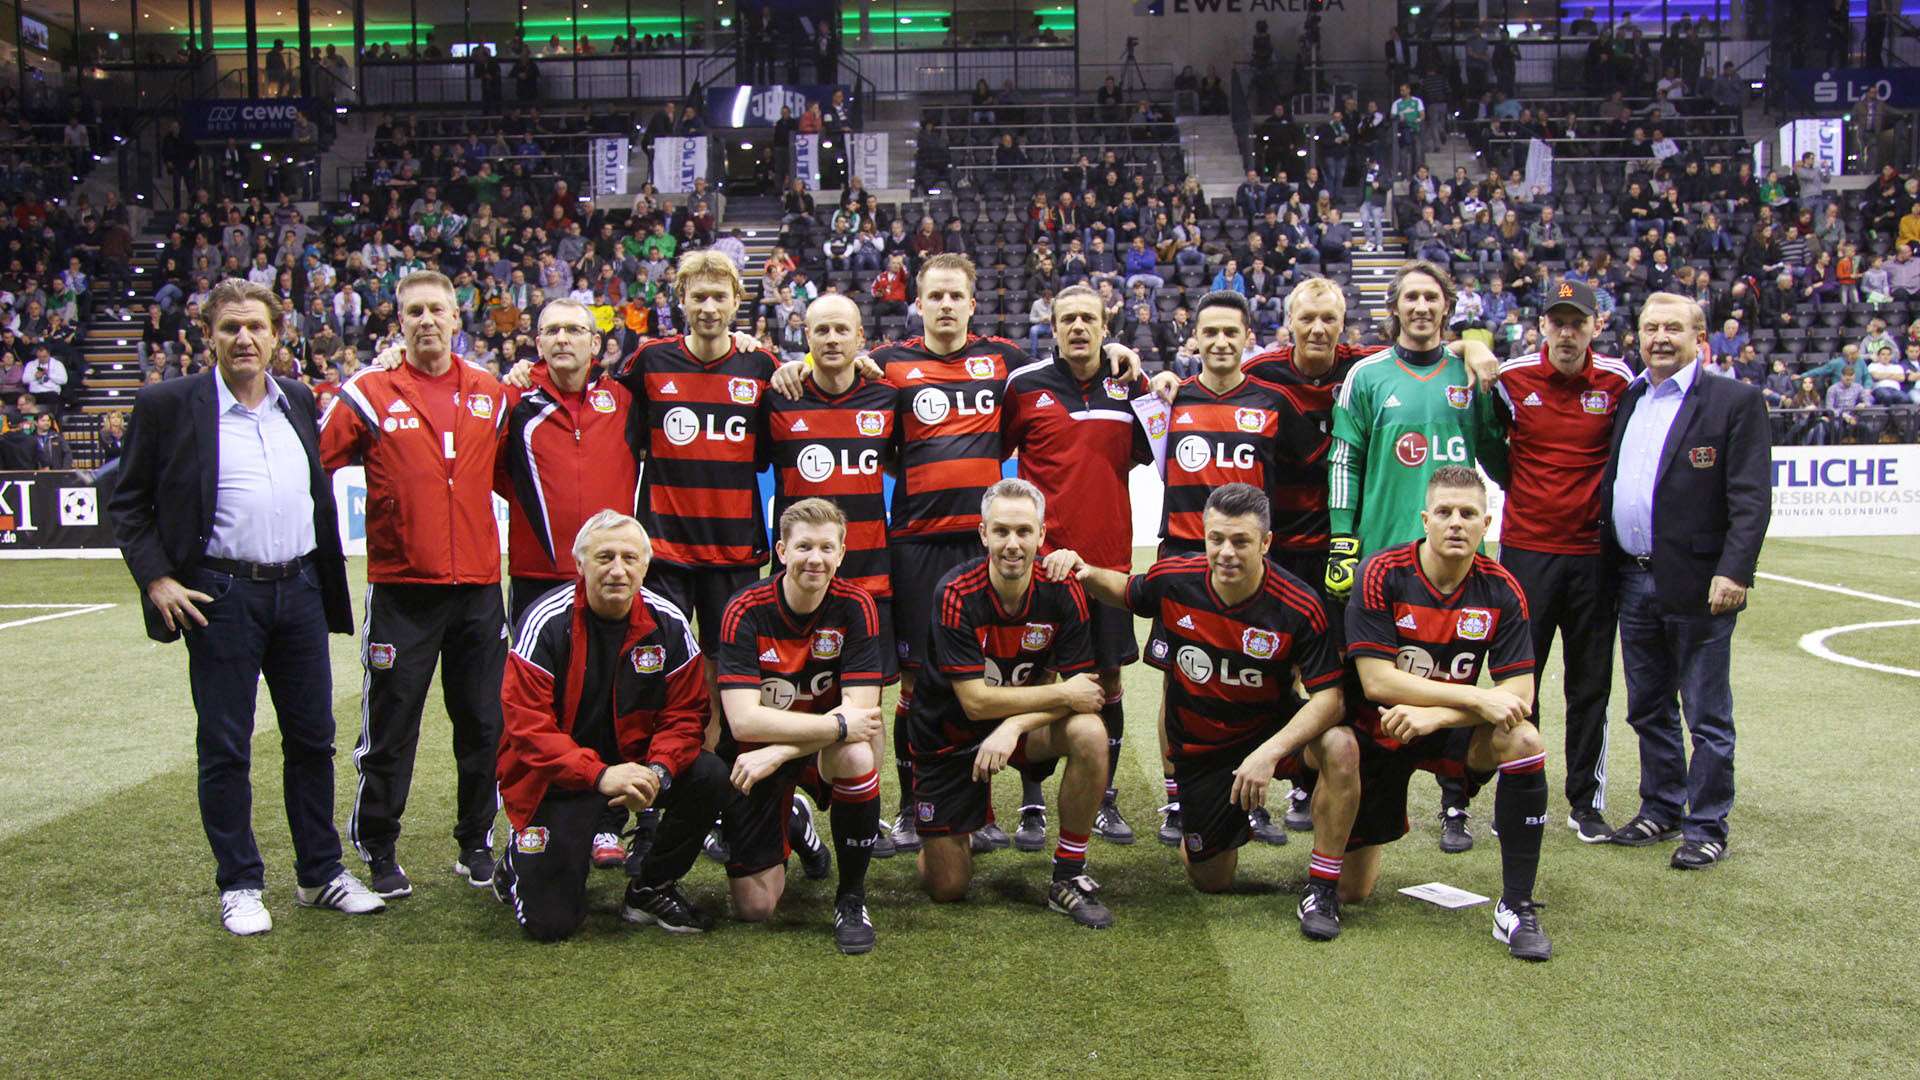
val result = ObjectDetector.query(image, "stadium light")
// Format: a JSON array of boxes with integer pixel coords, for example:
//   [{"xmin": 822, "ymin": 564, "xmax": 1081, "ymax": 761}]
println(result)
[{"xmin": 249, "ymin": 142, "xmax": 262, "ymax": 150}]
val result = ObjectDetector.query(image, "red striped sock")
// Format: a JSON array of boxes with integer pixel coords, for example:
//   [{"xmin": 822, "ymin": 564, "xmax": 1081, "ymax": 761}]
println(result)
[
  {"xmin": 1308, "ymin": 848, "xmax": 1343, "ymax": 883},
  {"xmin": 1163, "ymin": 776, "xmax": 1179, "ymax": 802},
  {"xmin": 1498, "ymin": 752, "xmax": 1547, "ymax": 775},
  {"xmin": 1052, "ymin": 829, "xmax": 1089, "ymax": 880},
  {"xmin": 832, "ymin": 769, "xmax": 880, "ymax": 804}
]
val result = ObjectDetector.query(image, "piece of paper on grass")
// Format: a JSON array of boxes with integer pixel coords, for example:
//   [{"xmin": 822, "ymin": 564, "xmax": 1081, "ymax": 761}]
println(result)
[{"xmin": 1398, "ymin": 882, "xmax": 1490, "ymax": 909}]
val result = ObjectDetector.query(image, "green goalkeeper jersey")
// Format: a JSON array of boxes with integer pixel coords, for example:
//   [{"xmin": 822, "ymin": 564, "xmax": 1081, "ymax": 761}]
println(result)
[{"xmin": 1329, "ymin": 344, "xmax": 1508, "ymax": 556}]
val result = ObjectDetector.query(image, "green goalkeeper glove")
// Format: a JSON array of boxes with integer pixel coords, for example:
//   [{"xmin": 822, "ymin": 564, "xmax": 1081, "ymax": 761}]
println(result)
[{"xmin": 1325, "ymin": 535, "xmax": 1360, "ymax": 600}]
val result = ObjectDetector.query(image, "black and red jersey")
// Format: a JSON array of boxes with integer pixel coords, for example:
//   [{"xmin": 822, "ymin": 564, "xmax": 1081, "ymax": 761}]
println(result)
[
  {"xmin": 766, "ymin": 373, "xmax": 898, "ymax": 597},
  {"xmin": 714, "ymin": 575, "xmax": 884, "ymax": 756},
  {"xmin": 1493, "ymin": 349, "xmax": 1633, "ymax": 556},
  {"xmin": 907, "ymin": 557, "xmax": 1095, "ymax": 755},
  {"xmin": 1003, "ymin": 356, "xmax": 1152, "ymax": 573},
  {"xmin": 615, "ymin": 335, "xmax": 776, "ymax": 568},
  {"xmin": 1160, "ymin": 375, "xmax": 1327, "ymax": 546},
  {"xmin": 1127, "ymin": 555, "xmax": 1342, "ymax": 760},
  {"xmin": 495, "ymin": 368, "xmax": 644, "ymax": 581},
  {"xmin": 1243, "ymin": 343, "xmax": 1381, "ymax": 551},
  {"xmin": 1344, "ymin": 541, "xmax": 1535, "ymax": 746},
  {"xmin": 880, "ymin": 334, "xmax": 1026, "ymax": 539}
]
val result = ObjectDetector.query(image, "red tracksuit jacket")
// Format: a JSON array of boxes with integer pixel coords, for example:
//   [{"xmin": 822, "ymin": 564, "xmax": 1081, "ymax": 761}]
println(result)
[{"xmin": 495, "ymin": 366, "xmax": 644, "ymax": 581}]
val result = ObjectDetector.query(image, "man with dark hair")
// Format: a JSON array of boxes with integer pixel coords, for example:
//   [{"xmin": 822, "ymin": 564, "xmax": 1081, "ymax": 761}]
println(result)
[{"xmin": 1342, "ymin": 466, "xmax": 1552, "ymax": 961}]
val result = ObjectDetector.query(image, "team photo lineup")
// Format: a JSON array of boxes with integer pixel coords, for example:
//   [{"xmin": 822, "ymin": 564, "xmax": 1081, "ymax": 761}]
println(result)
[{"xmin": 109, "ymin": 236, "xmax": 1770, "ymax": 964}]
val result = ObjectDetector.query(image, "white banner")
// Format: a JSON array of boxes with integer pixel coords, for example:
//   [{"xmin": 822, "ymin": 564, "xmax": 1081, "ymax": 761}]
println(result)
[
  {"xmin": 848, "ymin": 132, "xmax": 888, "ymax": 190},
  {"xmin": 590, "ymin": 137, "xmax": 632, "ymax": 196},
  {"xmin": 651, "ymin": 136, "xmax": 709, "ymax": 194},
  {"xmin": 1777, "ymin": 118, "xmax": 1845, "ymax": 176},
  {"xmin": 1523, "ymin": 137, "xmax": 1554, "ymax": 196},
  {"xmin": 1768, "ymin": 444, "xmax": 1920, "ymax": 537},
  {"xmin": 792, "ymin": 133, "xmax": 820, "ymax": 189},
  {"xmin": 332, "ymin": 466, "xmax": 510, "ymax": 557}
]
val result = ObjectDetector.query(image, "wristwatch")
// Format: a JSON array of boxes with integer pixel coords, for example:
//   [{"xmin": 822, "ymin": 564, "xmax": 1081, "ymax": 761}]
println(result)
[{"xmin": 646, "ymin": 762, "xmax": 672, "ymax": 792}]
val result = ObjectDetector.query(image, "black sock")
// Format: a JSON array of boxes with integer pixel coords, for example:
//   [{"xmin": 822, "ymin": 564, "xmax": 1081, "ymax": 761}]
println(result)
[
  {"xmin": 893, "ymin": 692, "xmax": 914, "ymax": 815},
  {"xmin": 830, "ymin": 773, "xmax": 882, "ymax": 901},
  {"xmin": 1101, "ymin": 695, "xmax": 1124, "ymax": 797},
  {"xmin": 1021, "ymin": 776, "xmax": 1045, "ymax": 810},
  {"xmin": 1494, "ymin": 756, "xmax": 1549, "ymax": 906}
]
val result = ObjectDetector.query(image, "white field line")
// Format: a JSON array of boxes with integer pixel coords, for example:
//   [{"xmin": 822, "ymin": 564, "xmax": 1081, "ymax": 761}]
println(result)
[
  {"xmin": 0, "ymin": 603, "xmax": 115, "ymax": 631},
  {"xmin": 1759, "ymin": 572, "xmax": 1920, "ymax": 679}
]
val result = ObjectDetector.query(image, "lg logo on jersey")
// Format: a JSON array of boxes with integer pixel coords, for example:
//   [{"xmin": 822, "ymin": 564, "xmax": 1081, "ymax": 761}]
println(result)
[
  {"xmin": 1174, "ymin": 645, "xmax": 1263, "ymax": 687},
  {"xmin": 662, "ymin": 406, "xmax": 749, "ymax": 446},
  {"xmin": 1396, "ymin": 645, "xmax": 1477, "ymax": 681},
  {"xmin": 1394, "ymin": 431, "xmax": 1469, "ymax": 468},
  {"xmin": 983, "ymin": 658, "xmax": 1036, "ymax": 686},
  {"xmin": 796, "ymin": 443, "xmax": 880, "ymax": 483},
  {"xmin": 911, "ymin": 387, "xmax": 995, "ymax": 425},
  {"xmin": 1175, "ymin": 435, "xmax": 1255, "ymax": 472},
  {"xmin": 760, "ymin": 672, "xmax": 837, "ymax": 709}
]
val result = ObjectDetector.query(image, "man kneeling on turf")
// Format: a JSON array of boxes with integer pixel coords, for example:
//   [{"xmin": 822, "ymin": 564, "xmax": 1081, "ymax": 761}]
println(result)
[
  {"xmin": 1339, "ymin": 466, "xmax": 1554, "ymax": 961},
  {"xmin": 495, "ymin": 511, "xmax": 734, "ymax": 940},
  {"xmin": 716, "ymin": 498, "xmax": 888, "ymax": 955},
  {"xmin": 1060, "ymin": 483, "xmax": 1362, "ymax": 940},
  {"xmin": 908, "ymin": 478, "xmax": 1115, "ymax": 927}
]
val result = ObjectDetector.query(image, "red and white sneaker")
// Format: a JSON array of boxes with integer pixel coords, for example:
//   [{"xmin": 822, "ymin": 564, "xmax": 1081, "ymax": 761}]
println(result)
[{"xmin": 591, "ymin": 832, "xmax": 626, "ymax": 869}]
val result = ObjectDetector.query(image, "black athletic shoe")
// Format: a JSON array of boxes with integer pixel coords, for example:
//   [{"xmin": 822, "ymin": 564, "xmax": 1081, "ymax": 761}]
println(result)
[
  {"xmin": 1157, "ymin": 803, "xmax": 1184, "ymax": 847},
  {"xmin": 792, "ymin": 795, "xmax": 832, "ymax": 881},
  {"xmin": 889, "ymin": 810, "xmax": 923, "ymax": 854},
  {"xmin": 1248, "ymin": 806, "xmax": 1289, "ymax": 846},
  {"xmin": 974, "ymin": 821, "xmax": 1011, "ymax": 851},
  {"xmin": 833, "ymin": 894, "xmax": 877, "ymax": 955},
  {"xmin": 870, "ymin": 824, "xmax": 897, "ymax": 860},
  {"xmin": 1094, "ymin": 793, "xmax": 1136, "ymax": 845},
  {"xmin": 1013, "ymin": 806, "xmax": 1049, "ymax": 852},
  {"xmin": 622, "ymin": 882, "xmax": 714, "ymax": 933},
  {"xmin": 1493, "ymin": 899, "xmax": 1552, "ymax": 961},
  {"xmin": 1047, "ymin": 873, "xmax": 1114, "ymax": 929},
  {"xmin": 1439, "ymin": 809, "xmax": 1475, "ymax": 854},
  {"xmin": 1283, "ymin": 788, "xmax": 1314, "ymax": 832},
  {"xmin": 1297, "ymin": 882, "xmax": 1342, "ymax": 942},
  {"xmin": 367, "ymin": 856, "xmax": 412, "ymax": 899},
  {"xmin": 702, "ymin": 825, "xmax": 731, "ymax": 865},
  {"xmin": 1609, "ymin": 813, "xmax": 1681, "ymax": 847},
  {"xmin": 491, "ymin": 857, "xmax": 514, "ymax": 905},
  {"xmin": 1567, "ymin": 809, "xmax": 1613, "ymax": 844},
  {"xmin": 1670, "ymin": 838, "xmax": 1727, "ymax": 870},
  {"xmin": 454, "ymin": 846, "xmax": 495, "ymax": 888}
]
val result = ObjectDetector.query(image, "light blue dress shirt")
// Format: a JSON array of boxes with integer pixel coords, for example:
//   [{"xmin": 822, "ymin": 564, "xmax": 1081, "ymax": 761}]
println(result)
[
  {"xmin": 1610, "ymin": 358, "xmax": 1698, "ymax": 559},
  {"xmin": 206, "ymin": 371, "xmax": 317, "ymax": 564}
]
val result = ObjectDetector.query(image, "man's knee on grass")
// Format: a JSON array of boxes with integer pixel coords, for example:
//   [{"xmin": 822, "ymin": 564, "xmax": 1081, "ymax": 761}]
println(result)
[
  {"xmin": 1488, "ymin": 719, "xmax": 1545, "ymax": 765},
  {"xmin": 1305, "ymin": 726, "xmax": 1360, "ymax": 784},
  {"xmin": 1183, "ymin": 846, "xmax": 1237, "ymax": 894},
  {"xmin": 730, "ymin": 866, "xmax": 785, "ymax": 923},
  {"xmin": 918, "ymin": 834, "xmax": 971, "ymax": 901},
  {"xmin": 1337, "ymin": 845, "xmax": 1384, "ymax": 904}
]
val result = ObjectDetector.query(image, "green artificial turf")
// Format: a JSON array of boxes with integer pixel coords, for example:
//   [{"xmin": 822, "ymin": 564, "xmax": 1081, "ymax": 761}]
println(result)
[{"xmin": 2, "ymin": 539, "xmax": 1916, "ymax": 1077}]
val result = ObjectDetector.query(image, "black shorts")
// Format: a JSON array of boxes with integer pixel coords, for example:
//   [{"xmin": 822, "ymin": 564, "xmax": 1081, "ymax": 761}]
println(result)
[
  {"xmin": 890, "ymin": 536, "xmax": 980, "ymax": 672},
  {"xmin": 912, "ymin": 736, "xmax": 1062, "ymax": 837},
  {"xmin": 1175, "ymin": 734, "xmax": 1313, "ymax": 863},
  {"xmin": 719, "ymin": 753, "xmax": 832, "ymax": 878},
  {"xmin": 1347, "ymin": 726, "xmax": 1493, "ymax": 850},
  {"xmin": 1090, "ymin": 597, "xmax": 1139, "ymax": 670},
  {"xmin": 646, "ymin": 563, "xmax": 764, "ymax": 651}
]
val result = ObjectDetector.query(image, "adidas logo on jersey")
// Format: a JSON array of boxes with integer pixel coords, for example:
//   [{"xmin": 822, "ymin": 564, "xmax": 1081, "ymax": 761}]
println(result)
[
  {"xmin": 386, "ymin": 399, "xmax": 411, "ymax": 413},
  {"xmin": 1396, "ymin": 613, "xmax": 1418, "ymax": 630},
  {"xmin": 791, "ymin": 418, "xmax": 809, "ymax": 432},
  {"xmin": 1522, "ymin": 392, "xmax": 1543, "ymax": 407},
  {"xmin": 1175, "ymin": 411, "xmax": 1195, "ymax": 425},
  {"xmin": 1036, "ymin": 392, "xmax": 1055, "ymax": 407},
  {"xmin": 759, "ymin": 647, "xmax": 780, "ymax": 663},
  {"xmin": 1177, "ymin": 615, "xmax": 1196, "ymax": 629},
  {"xmin": 1383, "ymin": 394, "xmax": 1403, "ymax": 408},
  {"xmin": 907, "ymin": 367, "xmax": 925, "ymax": 379},
  {"xmin": 660, "ymin": 380, "xmax": 679, "ymax": 395}
]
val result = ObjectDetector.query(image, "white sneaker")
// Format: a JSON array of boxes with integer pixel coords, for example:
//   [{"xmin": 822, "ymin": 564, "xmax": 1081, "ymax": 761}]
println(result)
[
  {"xmin": 294, "ymin": 870, "xmax": 388, "ymax": 915},
  {"xmin": 220, "ymin": 888, "xmax": 273, "ymax": 936}
]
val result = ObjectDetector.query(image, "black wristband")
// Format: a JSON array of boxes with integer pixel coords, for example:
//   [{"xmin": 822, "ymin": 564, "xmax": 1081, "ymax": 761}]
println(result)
[{"xmin": 835, "ymin": 712, "xmax": 848, "ymax": 742}]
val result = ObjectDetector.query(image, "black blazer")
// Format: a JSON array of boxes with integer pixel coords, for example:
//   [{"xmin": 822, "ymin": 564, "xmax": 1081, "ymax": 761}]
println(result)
[
  {"xmin": 1599, "ymin": 366, "xmax": 1772, "ymax": 617},
  {"xmin": 109, "ymin": 371, "xmax": 353, "ymax": 643}
]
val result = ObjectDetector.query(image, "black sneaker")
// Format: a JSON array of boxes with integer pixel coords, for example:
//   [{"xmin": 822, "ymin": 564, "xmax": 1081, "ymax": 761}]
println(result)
[
  {"xmin": 1157, "ymin": 803, "xmax": 1184, "ymax": 847},
  {"xmin": 491, "ymin": 855, "xmax": 515, "ymax": 905},
  {"xmin": 1610, "ymin": 814, "xmax": 1682, "ymax": 847},
  {"xmin": 1248, "ymin": 806, "xmax": 1289, "ymax": 846},
  {"xmin": 1094, "ymin": 793, "xmax": 1136, "ymax": 845},
  {"xmin": 1297, "ymin": 882, "xmax": 1342, "ymax": 941},
  {"xmin": 832, "ymin": 894, "xmax": 877, "ymax": 955},
  {"xmin": 622, "ymin": 882, "xmax": 714, "ymax": 933},
  {"xmin": 702, "ymin": 824, "xmax": 731, "ymax": 864},
  {"xmin": 1047, "ymin": 873, "xmax": 1114, "ymax": 929},
  {"xmin": 973, "ymin": 821, "xmax": 1011, "ymax": 852},
  {"xmin": 1013, "ymin": 806, "xmax": 1049, "ymax": 852},
  {"xmin": 1283, "ymin": 788, "xmax": 1314, "ymax": 832},
  {"xmin": 1493, "ymin": 899, "xmax": 1552, "ymax": 961},
  {"xmin": 367, "ymin": 856, "xmax": 412, "ymax": 899},
  {"xmin": 1670, "ymin": 838, "xmax": 1727, "ymax": 870},
  {"xmin": 889, "ymin": 810, "xmax": 923, "ymax": 854},
  {"xmin": 791, "ymin": 795, "xmax": 832, "ymax": 881},
  {"xmin": 1439, "ymin": 809, "xmax": 1475, "ymax": 854},
  {"xmin": 1567, "ymin": 808, "xmax": 1613, "ymax": 844},
  {"xmin": 453, "ymin": 846, "xmax": 495, "ymax": 888},
  {"xmin": 870, "ymin": 824, "xmax": 897, "ymax": 860}
]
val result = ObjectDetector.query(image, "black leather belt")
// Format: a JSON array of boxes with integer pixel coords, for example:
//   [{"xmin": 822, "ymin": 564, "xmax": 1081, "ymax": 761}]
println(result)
[
  {"xmin": 1622, "ymin": 554, "xmax": 1653, "ymax": 571},
  {"xmin": 201, "ymin": 553, "xmax": 314, "ymax": 581}
]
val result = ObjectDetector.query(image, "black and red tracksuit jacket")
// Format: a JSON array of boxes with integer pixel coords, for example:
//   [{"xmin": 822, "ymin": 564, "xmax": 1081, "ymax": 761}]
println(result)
[
  {"xmin": 320, "ymin": 358, "xmax": 509, "ymax": 584},
  {"xmin": 497, "ymin": 579, "xmax": 707, "ymax": 831},
  {"xmin": 495, "ymin": 365, "xmax": 645, "ymax": 582}
]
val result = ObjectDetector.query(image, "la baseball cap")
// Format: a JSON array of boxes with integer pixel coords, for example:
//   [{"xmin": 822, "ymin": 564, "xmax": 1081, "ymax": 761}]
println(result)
[{"xmin": 1545, "ymin": 278, "xmax": 1597, "ymax": 316}]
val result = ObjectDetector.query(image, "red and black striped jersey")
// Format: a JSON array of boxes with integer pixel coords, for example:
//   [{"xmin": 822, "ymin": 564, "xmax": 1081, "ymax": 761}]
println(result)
[
  {"xmin": 1243, "ymin": 343, "xmax": 1382, "ymax": 551},
  {"xmin": 714, "ymin": 575, "xmax": 884, "ymax": 756},
  {"xmin": 766, "ymin": 374, "xmax": 898, "ymax": 597},
  {"xmin": 1160, "ymin": 375, "xmax": 1328, "ymax": 546},
  {"xmin": 907, "ymin": 557, "xmax": 1095, "ymax": 755},
  {"xmin": 614, "ymin": 335, "xmax": 777, "ymax": 568},
  {"xmin": 1003, "ymin": 357, "xmax": 1152, "ymax": 572},
  {"xmin": 1128, "ymin": 555, "xmax": 1342, "ymax": 760},
  {"xmin": 880, "ymin": 334, "xmax": 1026, "ymax": 539},
  {"xmin": 1344, "ymin": 541, "xmax": 1534, "ymax": 746}
]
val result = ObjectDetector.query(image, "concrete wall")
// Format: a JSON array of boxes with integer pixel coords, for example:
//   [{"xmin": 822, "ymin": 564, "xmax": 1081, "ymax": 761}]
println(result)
[{"xmin": 1074, "ymin": 0, "xmax": 1399, "ymax": 84}]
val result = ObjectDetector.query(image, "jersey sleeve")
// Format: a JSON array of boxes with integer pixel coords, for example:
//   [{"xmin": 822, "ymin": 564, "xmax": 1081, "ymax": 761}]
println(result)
[
  {"xmin": 1051, "ymin": 579, "xmax": 1096, "ymax": 676},
  {"xmin": 1123, "ymin": 567, "xmax": 1163, "ymax": 620},
  {"xmin": 1343, "ymin": 557, "xmax": 1400, "ymax": 662},
  {"xmin": 1473, "ymin": 382, "xmax": 1511, "ymax": 488},
  {"xmin": 931, "ymin": 585, "xmax": 986, "ymax": 683},
  {"xmin": 316, "ymin": 385, "xmax": 373, "ymax": 470},
  {"xmin": 713, "ymin": 597, "xmax": 763, "ymax": 689},
  {"xmin": 1290, "ymin": 595, "xmax": 1345, "ymax": 693},
  {"xmin": 1328, "ymin": 368, "xmax": 1370, "ymax": 535},
  {"xmin": 841, "ymin": 590, "xmax": 885, "ymax": 686},
  {"xmin": 1486, "ymin": 571, "xmax": 1535, "ymax": 681}
]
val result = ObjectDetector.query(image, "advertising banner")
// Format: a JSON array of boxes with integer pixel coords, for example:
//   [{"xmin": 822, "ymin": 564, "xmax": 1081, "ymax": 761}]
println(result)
[
  {"xmin": 650, "ymin": 136, "xmax": 709, "ymax": 194},
  {"xmin": 181, "ymin": 98, "xmax": 317, "ymax": 141},
  {"xmin": 590, "ymin": 137, "xmax": 632, "ymax": 196},
  {"xmin": 848, "ymin": 132, "xmax": 889, "ymax": 190},
  {"xmin": 0, "ymin": 471, "xmax": 117, "ymax": 553}
]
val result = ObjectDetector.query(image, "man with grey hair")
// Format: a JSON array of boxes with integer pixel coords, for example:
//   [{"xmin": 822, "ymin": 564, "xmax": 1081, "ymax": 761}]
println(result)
[
  {"xmin": 905, "ymin": 478, "xmax": 1116, "ymax": 928},
  {"xmin": 495, "ymin": 511, "xmax": 736, "ymax": 939}
]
